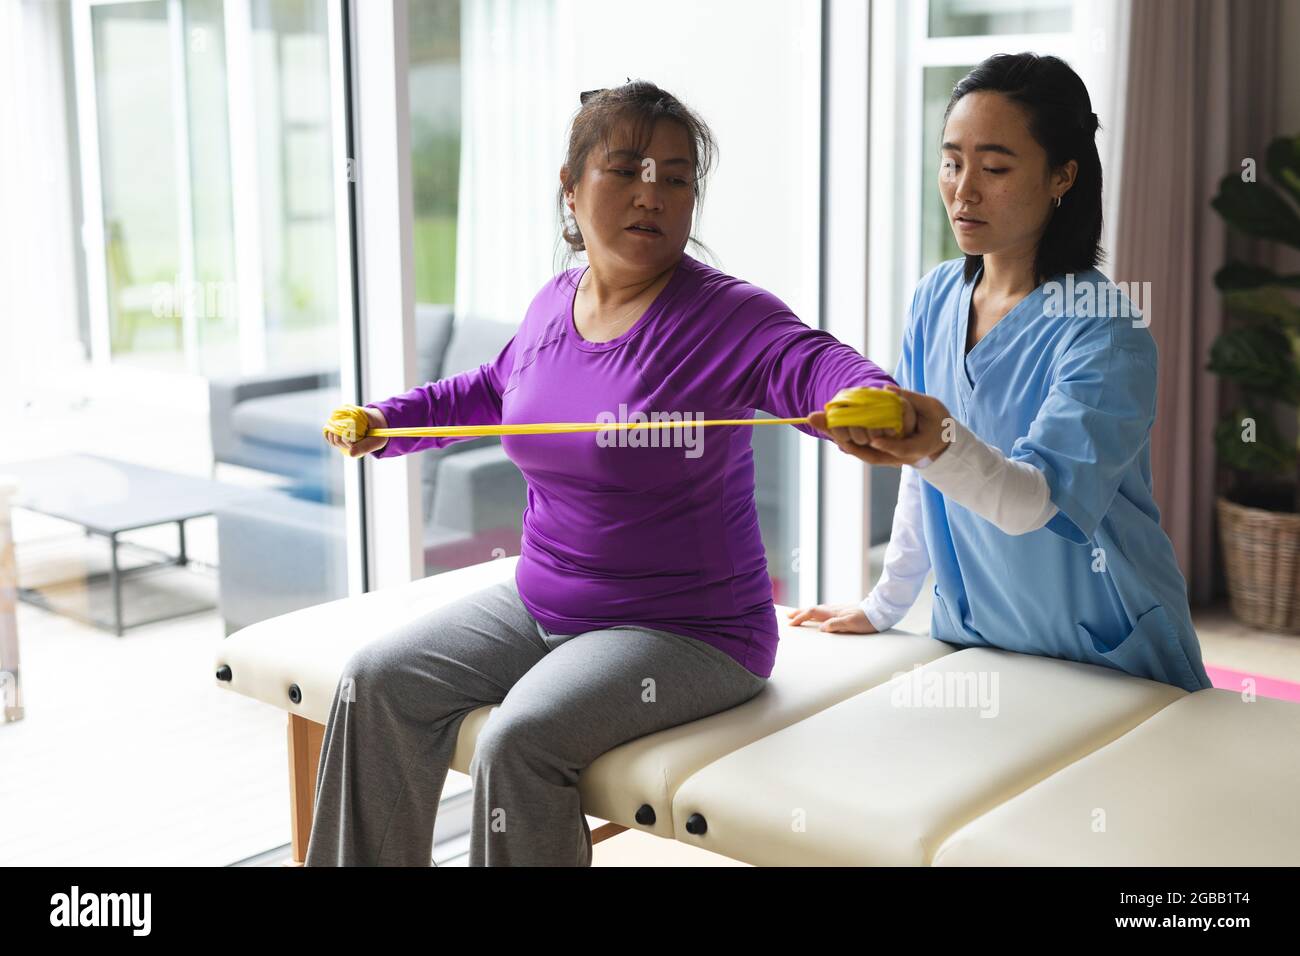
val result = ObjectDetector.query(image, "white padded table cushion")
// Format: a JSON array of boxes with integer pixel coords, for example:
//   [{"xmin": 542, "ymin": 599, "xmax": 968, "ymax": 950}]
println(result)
[
  {"xmin": 216, "ymin": 556, "xmax": 525, "ymax": 725},
  {"xmin": 215, "ymin": 554, "xmax": 957, "ymax": 835},
  {"xmin": 670, "ymin": 647, "xmax": 1187, "ymax": 866},
  {"xmin": 575, "ymin": 625, "xmax": 955, "ymax": 836},
  {"xmin": 932, "ymin": 689, "xmax": 1300, "ymax": 866}
]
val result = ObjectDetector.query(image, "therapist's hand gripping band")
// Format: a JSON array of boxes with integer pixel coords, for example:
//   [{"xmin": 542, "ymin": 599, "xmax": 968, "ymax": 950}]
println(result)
[{"xmin": 321, "ymin": 386, "xmax": 904, "ymax": 447}]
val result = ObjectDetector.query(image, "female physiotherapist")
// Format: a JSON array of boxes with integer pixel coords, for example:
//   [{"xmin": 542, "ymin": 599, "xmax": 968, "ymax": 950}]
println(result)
[{"xmin": 793, "ymin": 52, "xmax": 1212, "ymax": 695}]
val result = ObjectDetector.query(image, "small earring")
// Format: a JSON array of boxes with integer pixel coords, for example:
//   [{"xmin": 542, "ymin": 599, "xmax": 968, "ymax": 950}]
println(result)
[{"xmin": 1053, "ymin": 195, "xmax": 1062, "ymax": 208}]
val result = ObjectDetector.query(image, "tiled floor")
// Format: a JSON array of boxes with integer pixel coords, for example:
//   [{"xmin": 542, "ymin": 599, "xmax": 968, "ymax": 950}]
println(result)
[
  {"xmin": 1185, "ymin": 604, "xmax": 1300, "ymax": 684},
  {"xmin": 0, "ymin": 599, "xmax": 289, "ymax": 866}
]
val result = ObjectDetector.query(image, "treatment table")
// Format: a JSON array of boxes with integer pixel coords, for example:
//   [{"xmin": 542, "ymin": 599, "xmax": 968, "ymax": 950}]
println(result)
[{"xmin": 214, "ymin": 555, "xmax": 1300, "ymax": 866}]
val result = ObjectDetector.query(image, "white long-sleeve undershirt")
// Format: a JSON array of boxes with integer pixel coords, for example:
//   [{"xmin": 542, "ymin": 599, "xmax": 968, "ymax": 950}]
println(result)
[
  {"xmin": 859, "ymin": 463, "xmax": 931, "ymax": 632},
  {"xmin": 858, "ymin": 418, "xmax": 1058, "ymax": 632}
]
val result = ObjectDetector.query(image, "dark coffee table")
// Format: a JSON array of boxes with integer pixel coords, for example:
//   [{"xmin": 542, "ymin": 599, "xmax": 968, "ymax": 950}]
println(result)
[{"xmin": 2, "ymin": 454, "xmax": 254, "ymax": 635}]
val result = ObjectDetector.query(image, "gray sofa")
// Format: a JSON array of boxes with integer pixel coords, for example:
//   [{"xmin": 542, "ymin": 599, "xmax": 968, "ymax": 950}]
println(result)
[
  {"xmin": 210, "ymin": 305, "xmax": 487, "ymax": 503},
  {"xmin": 210, "ymin": 305, "xmax": 527, "ymax": 632}
]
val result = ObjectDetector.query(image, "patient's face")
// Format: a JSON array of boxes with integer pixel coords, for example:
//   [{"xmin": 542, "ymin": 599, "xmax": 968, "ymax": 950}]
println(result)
[
  {"xmin": 565, "ymin": 118, "xmax": 695, "ymax": 276},
  {"xmin": 938, "ymin": 91, "xmax": 1066, "ymax": 264}
]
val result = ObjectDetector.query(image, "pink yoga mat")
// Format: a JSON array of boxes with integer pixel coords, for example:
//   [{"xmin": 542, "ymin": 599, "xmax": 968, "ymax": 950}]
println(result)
[{"xmin": 1206, "ymin": 664, "xmax": 1300, "ymax": 703}]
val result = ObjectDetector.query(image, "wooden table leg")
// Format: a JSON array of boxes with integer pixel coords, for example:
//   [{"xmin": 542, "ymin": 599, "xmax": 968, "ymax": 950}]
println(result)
[
  {"xmin": 287, "ymin": 713, "xmax": 324, "ymax": 866},
  {"xmin": 591, "ymin": 822, "xmax": 628, "ymax": 844}
]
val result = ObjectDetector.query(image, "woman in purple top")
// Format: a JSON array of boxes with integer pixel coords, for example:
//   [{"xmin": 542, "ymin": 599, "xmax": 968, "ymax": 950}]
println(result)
[{"xmin": 309, "ymin": 81, "xmax": 894, "ymax": 867}]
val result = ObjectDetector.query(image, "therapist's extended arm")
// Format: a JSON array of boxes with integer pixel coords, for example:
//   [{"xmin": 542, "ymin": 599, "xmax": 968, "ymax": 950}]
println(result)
[
  {"xmin": 847, "ymin": 386, "xmax": 1057, "ymax": 536},
  {"xmin": 912, "ymin": 417, "xmax": 1058, "ymax": 535},
  {"xmin": 859, "ymin": 463, "xmax": 932, "ymax": 631}
]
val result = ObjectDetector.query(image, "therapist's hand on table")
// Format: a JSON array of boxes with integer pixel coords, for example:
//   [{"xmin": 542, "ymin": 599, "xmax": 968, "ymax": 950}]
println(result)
[
  {"xmin": 786, "ymin": 603, "xmax": 877, "ymax": 634},
  {"xmin": 324, "ymin": 405, "xmax": 389, "ymax": 458}
]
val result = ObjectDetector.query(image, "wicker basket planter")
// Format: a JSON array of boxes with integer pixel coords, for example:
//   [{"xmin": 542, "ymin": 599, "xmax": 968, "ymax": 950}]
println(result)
[{"xmin": 1217, "ymin": 495, "xmax": 1300, "ymax": 633}]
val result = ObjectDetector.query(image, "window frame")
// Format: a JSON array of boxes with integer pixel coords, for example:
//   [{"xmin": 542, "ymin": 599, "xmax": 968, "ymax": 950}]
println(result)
[{"xmin": 869, "ymin": 0, "xmax": 1110, "ymax": 373}]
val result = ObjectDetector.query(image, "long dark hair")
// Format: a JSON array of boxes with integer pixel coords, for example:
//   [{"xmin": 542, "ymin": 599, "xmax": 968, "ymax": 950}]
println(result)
[
  {"xmin": 555, "ymin": 80, "xmax": 717, "ymax": 276},
  {"xmin": 944, "ymin": 53, "xmax": 1104, "ymax": 285}
]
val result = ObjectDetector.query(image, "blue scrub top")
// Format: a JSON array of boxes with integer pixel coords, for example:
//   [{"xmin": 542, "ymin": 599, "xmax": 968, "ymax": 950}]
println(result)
[{"xmin": 900, "ymin": 258, "xmax": 1212, "ymax": 694}]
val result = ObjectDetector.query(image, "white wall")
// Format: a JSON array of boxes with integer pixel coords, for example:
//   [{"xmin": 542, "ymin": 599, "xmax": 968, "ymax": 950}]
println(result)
[{"xmin": 563, "ymin": 0, "xmax": 822, "ymax": 321}]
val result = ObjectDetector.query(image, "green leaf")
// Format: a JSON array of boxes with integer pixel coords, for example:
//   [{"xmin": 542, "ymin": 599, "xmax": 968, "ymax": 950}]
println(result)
[
  {"xmin": 1210, "ymin": 174, "xmax": 1300, "ymax": 250},
  {"xmin": 1214, "ymin": 406, "xmax": 1292, "ymax": 475},
  {"xmin": 1207, "ymin": 324, "xmax": 1300, "ymax": 401},
  {"xmin": 1266, "ymin": 134, "xmax": 1300, "ymax": 207},
  {"xmin": 1222, "ymin": 287, "xmax": 1300, "ymax": 330},
  {"xmin": 1215, "ymin": 260, "xmax": 1300, "ymax": 290}
]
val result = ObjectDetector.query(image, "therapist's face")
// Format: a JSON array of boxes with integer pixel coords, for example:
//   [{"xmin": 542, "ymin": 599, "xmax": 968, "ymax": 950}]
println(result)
[
  {"xmin": 562, "ymin": 119, "xmax": 695, "ymax": 279},
  {"xmin": 938, "ymin": 91, "xmax": 1075, "ymax": 264}
]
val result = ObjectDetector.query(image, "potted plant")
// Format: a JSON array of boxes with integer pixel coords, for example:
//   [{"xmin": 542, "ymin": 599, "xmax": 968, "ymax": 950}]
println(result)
[{"xmin": 1208, "ymin": 132, "xmax": 1300, "ymax": 631}]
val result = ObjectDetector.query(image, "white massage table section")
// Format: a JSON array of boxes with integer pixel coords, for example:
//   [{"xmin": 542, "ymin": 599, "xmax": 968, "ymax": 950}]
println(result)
[
  {"xmin": 670, "ymin": 648, "xmax": 1187, "ymax": 866},
  {"xmin": 218, "ymin": 557, "xmax": 529, "ymax": 725},
  {"xmin": 215, "ymin": 554, "xmax": 957, "ymax": 838},
  {"xmin": 575, "ymin": 625, "xmax": 954, "ymax": 837},
  {"xmin": 932, "ymin": 689, "xmax": 1300, "ymax": 866}
]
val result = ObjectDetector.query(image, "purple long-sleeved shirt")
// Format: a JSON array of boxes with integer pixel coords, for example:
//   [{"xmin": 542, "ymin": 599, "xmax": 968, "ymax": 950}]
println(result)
[{"xmin": 368, "ymin": 253, "xmax": 894, "ymax": 677}]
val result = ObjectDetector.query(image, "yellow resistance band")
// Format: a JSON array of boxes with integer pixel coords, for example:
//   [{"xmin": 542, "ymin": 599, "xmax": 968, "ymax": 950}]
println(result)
[{"xmin": 322, "ymin": 386, "xmax": 903, "ymax": 446}]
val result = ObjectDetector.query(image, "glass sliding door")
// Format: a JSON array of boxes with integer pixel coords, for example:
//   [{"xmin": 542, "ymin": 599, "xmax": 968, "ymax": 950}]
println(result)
[
  {"xmin": 183, "ymin": 0, "xmax": 241, "ymax": 377},
  {"xmin": 89, "ymin": 0, "xmax": 188, "ymax": 372},
  {"xmin": 250, "ymin": 0, "xmax": 340, "ymax": 372},
  {"xmin": 0, "ymin": 0, "xmax": 359, "ymax": 865},
  {"xmin": 80, "ymin": 0, "xmax": 344, "ymax": 382}
]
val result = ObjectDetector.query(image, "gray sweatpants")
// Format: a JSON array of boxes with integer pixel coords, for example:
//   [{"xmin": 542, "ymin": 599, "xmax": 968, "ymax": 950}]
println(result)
[{"xmin": 303, "ymin": 574, "xmax": 768, "ymax": 866}]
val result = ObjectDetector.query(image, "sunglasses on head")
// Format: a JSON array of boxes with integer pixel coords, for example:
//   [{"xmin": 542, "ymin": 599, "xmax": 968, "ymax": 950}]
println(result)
[{"xmin": 579, "ymin": 79, "xmax": 631, "ymax": 105}]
